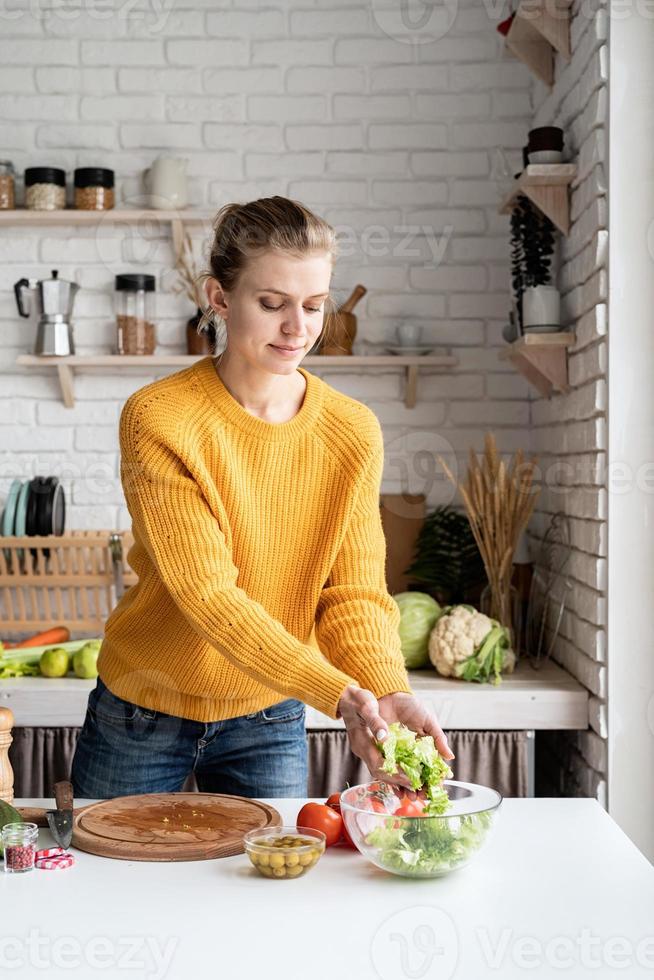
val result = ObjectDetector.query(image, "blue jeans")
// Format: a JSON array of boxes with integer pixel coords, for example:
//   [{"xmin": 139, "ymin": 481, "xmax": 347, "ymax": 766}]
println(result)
[{"xmin": 71, "ymin": 676, "xmax": 308, "ymax": 799}]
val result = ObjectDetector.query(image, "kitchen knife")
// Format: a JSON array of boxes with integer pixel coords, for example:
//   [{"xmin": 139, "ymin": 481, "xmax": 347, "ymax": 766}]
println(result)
[{"xmin": 45, "ymin": 780, "xmax": 73, "ymax": 850}]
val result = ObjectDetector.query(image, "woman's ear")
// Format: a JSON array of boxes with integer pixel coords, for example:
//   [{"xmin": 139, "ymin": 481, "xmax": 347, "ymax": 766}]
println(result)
[{"xmin": 205, "ymin": 277, "xmax": 228, "ymax": 320}]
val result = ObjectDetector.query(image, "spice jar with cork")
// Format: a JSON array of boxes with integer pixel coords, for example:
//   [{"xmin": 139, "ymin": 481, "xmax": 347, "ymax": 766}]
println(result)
[
  {"xmin": 2, "ymin": 822, "xmax": 38, "ymax": 873},
  {"xmin": 74, "ymin": 167, "xmax": 115, "ymax": 211},
  {"xmin": 115, "ymin": 273, "xmax": 156, "ymax": 355}
]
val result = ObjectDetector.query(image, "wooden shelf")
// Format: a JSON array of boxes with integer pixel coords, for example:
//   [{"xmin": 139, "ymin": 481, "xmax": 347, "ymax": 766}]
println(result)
[
  {"xmin": 0, "ymin": 207, "xmax": 212, "ymax": 258},
  {"xmin": 505, "ymin": 0, "xmax": 572, "ymax": 86},
  {"xmin": 498, "ymin": 163, "xmax": 576, "ymax": 235},
  {"xmin": 499, "ymin": 331, "xmax": 574, "ymax": 398},
  {"xmin": 16, "ymin": 353, "xmax": 458, "ymax": 409}
]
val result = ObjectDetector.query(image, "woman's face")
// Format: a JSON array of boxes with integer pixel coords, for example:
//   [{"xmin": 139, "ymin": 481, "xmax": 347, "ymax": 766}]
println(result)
[{"xmin": 205, "ymin": 249, "xmax": 332, "ymax": 374}]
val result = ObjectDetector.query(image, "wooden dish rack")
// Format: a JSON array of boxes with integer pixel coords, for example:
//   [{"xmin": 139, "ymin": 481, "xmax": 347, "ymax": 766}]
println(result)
[{"xmin": 0, "ymin": 530, "xmax": 137, "ymax": 636}]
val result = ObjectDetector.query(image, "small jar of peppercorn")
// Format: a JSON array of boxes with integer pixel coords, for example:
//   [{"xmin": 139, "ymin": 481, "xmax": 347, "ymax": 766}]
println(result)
[{"xmin": 2, "ymin": 822, "xmax": 38, "ymax": 873}]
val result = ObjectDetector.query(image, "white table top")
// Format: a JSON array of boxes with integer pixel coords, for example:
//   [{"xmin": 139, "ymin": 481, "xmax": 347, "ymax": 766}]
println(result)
[
  {"xmin": 0, "ymin": 659, "xmax": 588, "ymax": 730},
  {"xmin": 3, "ymin": 797, "xmax": 653, "ymax": 979}
]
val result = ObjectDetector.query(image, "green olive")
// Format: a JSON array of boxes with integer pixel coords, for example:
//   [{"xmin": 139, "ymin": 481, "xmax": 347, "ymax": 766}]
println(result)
[
  {"xmin": 285, "ymin": 852, "xmax": 300, "ymax": 867},
  {"xmin": 272, "ymin": 866, "xmax": 286, "ymax": 878},
  {"xmin": 286, "ymin": 864, "xmax": 304, "ymax": 877}
]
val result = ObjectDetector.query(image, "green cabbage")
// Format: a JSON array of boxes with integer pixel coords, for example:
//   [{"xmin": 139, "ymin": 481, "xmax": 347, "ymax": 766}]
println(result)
[{"xmin": 393, "ymin": 591, "xmax": 442, "ymax": 668}]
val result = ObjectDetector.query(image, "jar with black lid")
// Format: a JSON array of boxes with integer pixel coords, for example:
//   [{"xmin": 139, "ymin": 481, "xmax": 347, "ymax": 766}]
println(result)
[
  {"xmin": 115, "ymin": 273, "xmax": 156, "ymax": 355},
  {"xmin": 0, "ymin": 161, "xmax": 16, "ymax": 209},
  {"xmin": 24, "ymin": 167, "xmax": 66, "ymax": 210},
  {"xmin": 74, "ymin": 167, "xmax": 115, "ymax": 211}
]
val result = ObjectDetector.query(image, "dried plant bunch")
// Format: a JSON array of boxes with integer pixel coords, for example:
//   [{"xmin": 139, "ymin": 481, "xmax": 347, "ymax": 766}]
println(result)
[
  {"xmin": 439, "ymin": 433, "xmax": 540, "ymax": 635},
  {"xmin": 173, "ymin": 231, "xmax": 205, "ymax": 311}
]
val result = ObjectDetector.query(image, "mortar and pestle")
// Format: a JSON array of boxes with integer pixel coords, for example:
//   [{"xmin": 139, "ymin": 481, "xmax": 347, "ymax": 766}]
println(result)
[{"xmin": 319, "ymin": 284, "xmax": 367, "ymax": 355}]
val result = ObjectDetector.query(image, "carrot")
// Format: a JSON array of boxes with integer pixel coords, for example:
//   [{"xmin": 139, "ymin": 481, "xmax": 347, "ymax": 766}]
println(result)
[{"xmin": 12, "ymin": 627, "xmax": 70, "ymax": 649}]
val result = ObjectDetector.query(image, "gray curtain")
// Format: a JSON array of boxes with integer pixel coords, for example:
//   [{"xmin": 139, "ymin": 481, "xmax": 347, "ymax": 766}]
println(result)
[{"xmin": 8, "ymin": 726, "xmax": 528, "ymax": 800}]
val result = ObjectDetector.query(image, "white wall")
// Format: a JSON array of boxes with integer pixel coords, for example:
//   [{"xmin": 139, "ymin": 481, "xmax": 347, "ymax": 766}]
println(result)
[
  {"xmin": 527, "ymin": 2, "xmax": 609, "ymax": 803},
  {"xmin": 607, "ymin": 2, "xmax": 654, "ymax": 862},
  {"xmin": 0, "ymin": 1, "xmax": 534, "ymax": 529}
]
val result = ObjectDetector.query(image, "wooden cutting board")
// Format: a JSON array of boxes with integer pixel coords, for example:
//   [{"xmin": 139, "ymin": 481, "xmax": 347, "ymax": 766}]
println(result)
[
  {"xmin": 380, "ymin": 493, "xmax": 426, "ymax": 594},
  {"xmin": 71, "ymin": 793, "xmax": 282, "ymax": 862}
]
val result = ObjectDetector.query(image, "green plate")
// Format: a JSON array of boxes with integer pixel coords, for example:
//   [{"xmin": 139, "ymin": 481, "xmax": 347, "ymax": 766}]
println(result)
[
  {"xmin": 2, "ymin": 479, "xmax": 22, "ymax": 568},
  {"xmin": 2, "ymin": 479, "xmax": 21, "ymax": 536},
  {"xmin": 14, "ymin": 480, "xmax": 31, "ymax": 566}
]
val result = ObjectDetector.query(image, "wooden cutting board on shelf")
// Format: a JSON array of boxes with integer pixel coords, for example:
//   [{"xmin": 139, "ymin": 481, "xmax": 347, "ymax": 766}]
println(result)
[
  {"xmin": 71, "ymin": 793, "xmax": 282, "ymax": 862},
  {"xmin": 380, "ymin": 493, "xmax": 426, "ymax": 594}
]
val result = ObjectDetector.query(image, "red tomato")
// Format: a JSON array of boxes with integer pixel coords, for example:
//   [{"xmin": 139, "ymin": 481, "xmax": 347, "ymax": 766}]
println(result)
[
  {"xmin": 395, "ymin": 800, "xmax": 425, "ymax": 818},
  {"xmin": 325, "ymin": 793, "xmax": 357, "ymax": 849},
  {"xmin": 297, "ymin": 802, "xmax": 342, "ymax": 847}
]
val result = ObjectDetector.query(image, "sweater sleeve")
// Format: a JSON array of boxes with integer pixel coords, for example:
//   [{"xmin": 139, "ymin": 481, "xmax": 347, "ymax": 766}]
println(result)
[
  {"xmin": 314, "ymin": 422, "xmax": 414, "ymax": 703},
  {"xmin": 119, "ymin": 400, "xmax": 358, "ymax": 720}
]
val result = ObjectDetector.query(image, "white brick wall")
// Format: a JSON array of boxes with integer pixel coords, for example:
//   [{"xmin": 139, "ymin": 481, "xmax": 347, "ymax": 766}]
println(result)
[
  {"xmin": 527, "ymin": 2, "xmax": 609, "ymax": 804},
  {"xmin": 0, "ymin": 0, "xmax": 536, "ymax": 530}
]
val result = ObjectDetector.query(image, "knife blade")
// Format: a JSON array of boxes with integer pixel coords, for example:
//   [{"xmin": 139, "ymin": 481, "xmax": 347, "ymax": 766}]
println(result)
[{"xmin": 45, "ymin": 780, "xmax": 73, "ymax": 850}]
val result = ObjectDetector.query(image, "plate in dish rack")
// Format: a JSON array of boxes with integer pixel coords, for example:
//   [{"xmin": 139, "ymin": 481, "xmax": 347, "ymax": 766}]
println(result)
[{"xmin": 71, "ymin": 792, "xmax": 282, "ymax": 861}]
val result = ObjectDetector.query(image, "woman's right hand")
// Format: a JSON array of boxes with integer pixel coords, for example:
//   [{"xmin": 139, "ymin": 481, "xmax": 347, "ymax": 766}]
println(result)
[{"xmin": 336, "ymin": 684, "xmax": 414, "ymax": 790}]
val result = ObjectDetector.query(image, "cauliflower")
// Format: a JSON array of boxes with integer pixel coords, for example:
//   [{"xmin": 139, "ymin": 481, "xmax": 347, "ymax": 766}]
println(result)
[{"xmin": 428, "ymin": 604, "xmax": 516, "ymax": 685}]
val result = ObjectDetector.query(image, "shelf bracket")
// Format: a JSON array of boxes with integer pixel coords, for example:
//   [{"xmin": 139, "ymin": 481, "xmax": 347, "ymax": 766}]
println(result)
[
  {"xmin": 170, "ymin": 218, "xmax": 185, "ymax": 264},
  {"xmin": 56, "ymin": 363, "xmax": 75, "ymax": 408},
  {"xmin": 504, "ymin": 344, "xmax": 570, "ymax": 398},
  {"xmin": 404, "ymin": 365, "xmax": 418, "ymax": 408},
  {"xmin": 521, "ymin": 183, "xmax": 570, "ymax": 235}
]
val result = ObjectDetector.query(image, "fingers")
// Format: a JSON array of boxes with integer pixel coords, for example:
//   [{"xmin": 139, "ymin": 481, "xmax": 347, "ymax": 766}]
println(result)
[{"xmin": 424, "ymin": 718, "xmax": 455, "ymax": 761}]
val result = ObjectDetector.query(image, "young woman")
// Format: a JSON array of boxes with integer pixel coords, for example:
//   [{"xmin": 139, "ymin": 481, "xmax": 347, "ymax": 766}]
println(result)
[{"xmin": 71, "ymin": 196, "xmax": 453, "ymax": 800}]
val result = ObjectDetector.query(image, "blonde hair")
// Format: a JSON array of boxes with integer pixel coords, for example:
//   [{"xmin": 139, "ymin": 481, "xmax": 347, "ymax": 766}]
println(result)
[{"xmin": 196, "ymin": 196, "xmax": 341, "ymax": 349}]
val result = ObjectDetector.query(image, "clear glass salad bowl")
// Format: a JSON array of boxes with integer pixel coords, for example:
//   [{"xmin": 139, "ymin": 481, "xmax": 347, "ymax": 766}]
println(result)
[{"xmin": 340, "ymin": 779, "xmax": 502, "ymax": 878}]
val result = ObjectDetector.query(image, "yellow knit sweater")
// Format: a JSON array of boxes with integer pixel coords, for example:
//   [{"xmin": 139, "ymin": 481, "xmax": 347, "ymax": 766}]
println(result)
[{"xmin": 98, "ymin": 355, "xmax": 412, "ymax": 722}]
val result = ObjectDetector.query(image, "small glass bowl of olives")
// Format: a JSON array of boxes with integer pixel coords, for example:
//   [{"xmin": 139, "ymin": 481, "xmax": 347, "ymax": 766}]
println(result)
[{"xmin": 243, "ymin": 825, "xmax": 326, "ymax": 880}]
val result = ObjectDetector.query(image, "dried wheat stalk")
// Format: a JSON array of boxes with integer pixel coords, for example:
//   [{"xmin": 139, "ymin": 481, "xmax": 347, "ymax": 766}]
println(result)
[
  {"xmin": 439, "ymin": 433, "xmax": 540, "ymax": 634},
  {"xmin": 172, "ymin": 231, "xmax": 204, "ymax": 310}
]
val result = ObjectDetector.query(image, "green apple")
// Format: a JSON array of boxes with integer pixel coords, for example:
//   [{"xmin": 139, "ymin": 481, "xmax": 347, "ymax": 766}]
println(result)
[
  {"xmin": 39, "ymin": 646, "xmax": 70, "ymax": 678},
  {"xmin": 73, "ymin": 641, "xmax": 101, "ymax": 679}
]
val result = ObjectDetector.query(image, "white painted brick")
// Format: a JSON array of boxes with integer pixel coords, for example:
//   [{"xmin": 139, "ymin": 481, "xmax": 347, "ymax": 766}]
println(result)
[
  {"xmin": 248, "ymin": 95, "xmax": 327, "ymax": 123},
  {"xmin": 118, "ymin": 68, "xmax": 200, "ymax": 94},
  {"xmin": 168, "ymin": 96, "xmax": 244, "ymax": 124},
  {"xmin": 205, "ymin": 123, "xmax": 283, "ymax": 152},
  {"xmin": 449, "ymin": 293, "xmax": 508, "ymax": 319},
  {"xmin": 36, "ymin": 401, "xmax": 120, "ymax": 426},
  {"xmin": 207, "ymin": 9, "xmax": 286, "ymax": 35},
  {"xmin": 415, "ymin": 93, "xmax": 491, "ymax": 119},
  {"xmin": 0, "ymin": 94, "xmax": 78, "ymax": 121},
  {"xmin": 451, "ymin": 121, "xmax": 526, "ymax": 149},
  {"xmin": 554, "ymin": 641, "xmax": 606, "ymax": 697},
  {"xmin": 81, "ymin": 94, "xmax": 164, "ymax": 122},
  {"xmin": 451, "ymin": 62, "xmax": 531, "ymax": 90},
  {"xmin": 405, "ymin": 209, "xmax": 486, "ymax": 235},
  {"xmin": 253, "ymin": 39, "xmax": 333, "ymax": 66},
  {"xmin": 0, "ymin": 40, "xmax": 78, "ymax": 65},
  {"xmin": 568, "ymin": 342, "xmax": 607, "ymax": 386},
  {"xmin": 286, "ymin": 125, "xmax": 361, "ymax": 151},
  {"xmin": 334, "ymin": 94, "xmax": 411, "ymax": 120},
  {"xmin": 43, "ymin": 9, "xmax": 128, "ymax": 37},
  {"xmin": 205, "ymin": 67, "xmax": 283, "ymax": 94},
  {"xmin": 416, "ymin": 37, "xmax": 497, "ymax": 63},
  {"xmin": 327, "ymin": 152, "xmax": 408, "ymax": 176},
  {"xmin": 36, "ymin": 124, "xmax": 115, "ymax": 150},
  {"xmin": 287, "ymin": 180, "xmax": 367, "ymax": 205},
  {"xmin": 410, "ymin": 265, "xmax": 487, "ymax": 292},
  {"xmin": 0, "ymin": 426, "xmax": 73, "ymax": 451},
  {"xmin": 449, "ymin": 180, "xmax": 505, "ymax": 207},
  {"xmin": 66, "ymin": 505, "xmax": 118, "ymax": 528},
  {"xmin": 0, "ymin": 400, "xmax": 36, "ymax": 425},
  {"xmin": 81, "ymin": 40, "xmax": 164, "ymax": 66},
  {"xmin": 486, "ymin": 372, "xmax": 530, "ymax": 400},
  {"xmin": 287, "ymin": 66, "xmax": 365, "ymax": 94},
  {"xmin": 246, "ymin": 153, "xmax": 324, "ymax": 179},
  {"xmin": 367, "ymin": 293, "xmax": 446, "ymax": 319},
  {"xmin": 451, "ymin": 237, "xmax": 508, "ymax": 261},
  {"xmin": 411, "ymin": 151, "xmax": 488, "ymax": 178},
  {"xmin": 416, "ymin": 374, "xmax": 484, "ymax": 401},
  {"xmin": 0, "ymin": 68, "xmax": 35, "ymax": 93},
  {"xmin": 335, "ymin": 38, "xmax": 412, "ymax": 65},
  {"xmin": 369, "ymin": 124, "xmax": 448, "ymax": 150},
  {"xmin": 74, "ymin": 427, "xmax": 119, "ymax": 452},
  {"xmin": 588, "ymin": 696, "xmax": 607, "ymax": 738},
  {"xmin": 368, "ymin": 400, "xmax": 447, "ymax": 427},
  {"xmin": 491, "ymin": 91, "xmax": 532, "ymax": 118},
  {"xmin": 73, "ymin": 375, "xmax": 156, "ymax": 399},
  {"xmin": 372, "ymin": 181, "xmax": 447, "ymax": 207},
  {"xmin": 449, "ymin": 400, "xmax": 529, "ymax": 427},
  {"xmin": 120, "ymin": 123, "xmax": 200, "ymax": 148},
  {"xmin": 370, "ymin": 65, "xmax": 448, "ymax": 93},
  {"xmin": 36, "ymin": 66, "xmax": 116, "ymax": 96},
  {"xmin": 290, "ymin": 8, "xmax": 369, "ymax": 34}
]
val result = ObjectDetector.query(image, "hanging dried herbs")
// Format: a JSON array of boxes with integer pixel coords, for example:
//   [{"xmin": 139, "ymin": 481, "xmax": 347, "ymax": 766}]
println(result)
[
  {"xmin": 510, "ymin": 194, "xmax": 556, "ymax": 330},
  {"xmin": 405, "ymin": 505, "xmax": 486, "ymax": 605}
]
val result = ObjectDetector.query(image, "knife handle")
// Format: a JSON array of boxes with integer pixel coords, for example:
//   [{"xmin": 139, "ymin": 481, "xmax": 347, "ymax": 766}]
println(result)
[{"xmin": 54, "ymin": 780, "xmax": 73, "ymax": 811}]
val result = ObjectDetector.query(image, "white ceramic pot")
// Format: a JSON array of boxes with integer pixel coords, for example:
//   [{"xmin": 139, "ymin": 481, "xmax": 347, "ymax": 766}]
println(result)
[
  {"xmin": 523, "ymin": 285, "xmax": 561, "ymax": 332},
  {"xmin": 528, "ymin": 150, "xmax": 563, "ymax": 164},
  {"xmin": 143, "ymin": 157, "xmax": 188, "ymax": 210}
]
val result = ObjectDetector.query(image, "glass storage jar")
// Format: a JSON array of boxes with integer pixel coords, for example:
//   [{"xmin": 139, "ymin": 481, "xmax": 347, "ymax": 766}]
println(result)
[
  {"xmin": 24, "ymin": 167, "xmax": 66, "ymax": 210},
  {"xmin": 2, "ymin": 822, "xmax": 38, "ymax": 874},
  {"xmin": 0, "ymin": 161, "xmax": 16, "ymax": 209},
  {"xmin": 115, "ymin": 273, "xmax": 156, "ymax": 355},
  {"xmin": 74, "ymin": 167, "xmax": 115, "ymax": 210}
]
